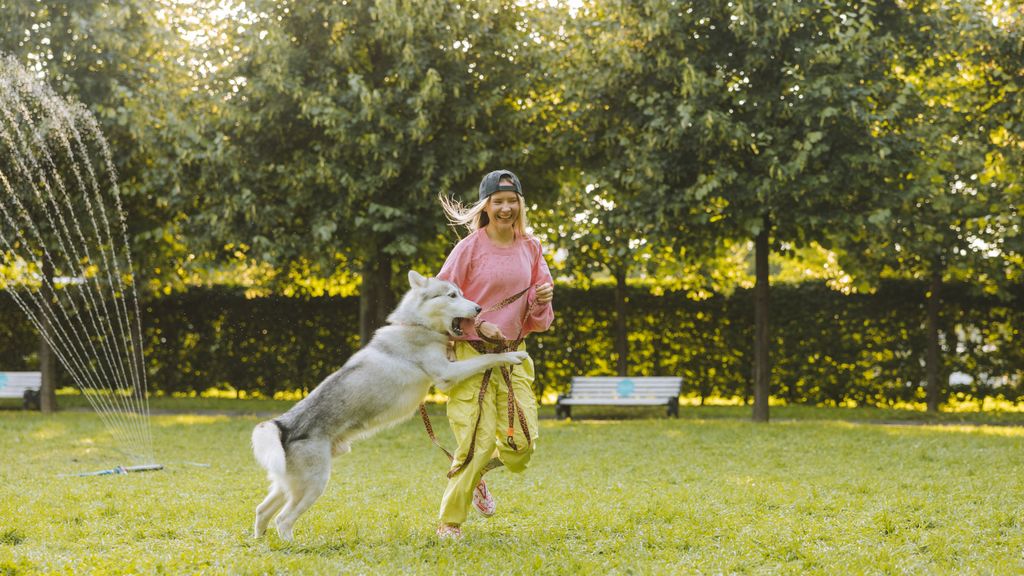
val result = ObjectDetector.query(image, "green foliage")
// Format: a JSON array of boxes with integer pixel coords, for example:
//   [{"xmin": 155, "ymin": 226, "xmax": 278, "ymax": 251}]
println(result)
[
  {"xmin": 142, "ymin": 289, "xmax": 360, "ymax": 396},
  {"xmin": 3, "ymin": 282, "xmax": 1021, "ymax": 407},
  {"xmin": 841, "ymin": 0, "xmax": 1022, "ymax": 293},
  {"xmin": 2, "ymin": 411, "xmax": 1024, "ymax": 573},
  {"xmin": 558, "ymin": 0, "xmax": 901, "ymax": 251},
  {"xmin": 166, "ymin": 0, "xmax": 568, "ymax": 336},
  {"xmin": 531, "ymin": 281, "xmax": 1024, "ymax": 406},
  {"xmin": 190, "ymin": 0, "xmax": 557, "ymax": 260},
  {"xmin": 1, "ymin": 1, "xmax": 1020, "ymax": 423},
  {"xmin": 0, "ymin": 0, "xmax": 238, "ymax": 283},
  {"xmin": 553, "ymin": 0, "xmax": 921, "ymax": 418}
]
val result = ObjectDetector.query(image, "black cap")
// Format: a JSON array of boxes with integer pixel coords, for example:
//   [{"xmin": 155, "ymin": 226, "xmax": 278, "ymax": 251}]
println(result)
[{"xmin": 478, "ymin": 169, "xmax": 523, "ymax": 201}]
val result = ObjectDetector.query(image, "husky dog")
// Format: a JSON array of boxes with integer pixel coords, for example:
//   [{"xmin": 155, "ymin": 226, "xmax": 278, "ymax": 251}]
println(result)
[{"xmin": 251, "ymin": 270, "xmax": 528, "ymax": 541}]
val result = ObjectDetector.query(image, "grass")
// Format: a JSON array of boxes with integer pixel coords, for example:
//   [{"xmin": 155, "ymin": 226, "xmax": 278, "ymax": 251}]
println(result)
[{"xmin": 1, "ymin": 404, "xmax": 1023, "ymax": 574}]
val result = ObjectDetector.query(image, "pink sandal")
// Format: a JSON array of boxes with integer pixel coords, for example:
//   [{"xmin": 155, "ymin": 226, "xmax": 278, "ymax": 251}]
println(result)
[
  {"xmin": 473, "ymin": 479, "xmax": 496, "ymax": 517},
  {"xmin": 436, "ymin": 523, "xmax": 463, "ymax": 539}
]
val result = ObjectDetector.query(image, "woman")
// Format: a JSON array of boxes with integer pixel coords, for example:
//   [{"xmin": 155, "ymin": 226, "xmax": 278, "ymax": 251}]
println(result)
[{"xmin": 434, "ymin": 169, "xmax": 554, "ymax": 539}]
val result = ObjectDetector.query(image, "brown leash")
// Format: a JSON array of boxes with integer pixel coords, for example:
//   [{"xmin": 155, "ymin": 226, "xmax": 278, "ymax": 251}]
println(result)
[
  {"xmin": 419, "ymin": 284, "xmax": 537, "ymax": 478},
  {"xmin": 419, "ymin": 402, "xmax": 454, "ymax": 462}
]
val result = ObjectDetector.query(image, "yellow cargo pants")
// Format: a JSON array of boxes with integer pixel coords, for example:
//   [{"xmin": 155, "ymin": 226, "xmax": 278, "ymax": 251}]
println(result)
[{"xmin": 438, "ymin": 341, "xmax": 538, "ymax": 526}]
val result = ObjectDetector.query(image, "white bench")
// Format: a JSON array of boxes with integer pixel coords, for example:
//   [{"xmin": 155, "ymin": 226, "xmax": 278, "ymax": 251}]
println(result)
[
  {"xmin": 555, "ymin": 376, "xmax": 683, "ymax": 419},
  {"xmin": 0, "ymin": 372, "xmax": 42, "ymax": 410}
]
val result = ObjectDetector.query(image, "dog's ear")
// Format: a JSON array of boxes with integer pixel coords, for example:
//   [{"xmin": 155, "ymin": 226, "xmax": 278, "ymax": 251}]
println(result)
[{"xmin": 408, "ymin": 270, "xmax": 427, "ymax": 288}]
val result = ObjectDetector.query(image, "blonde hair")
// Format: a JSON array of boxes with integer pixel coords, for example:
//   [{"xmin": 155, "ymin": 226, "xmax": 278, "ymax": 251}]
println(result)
[{"xmin": 439, "ymin": 190, "xmax": 530, "ymax": 238}]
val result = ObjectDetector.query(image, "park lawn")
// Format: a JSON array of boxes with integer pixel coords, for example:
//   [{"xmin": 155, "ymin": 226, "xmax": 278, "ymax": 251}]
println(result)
[{"xmin": 0, "ymin": 408, "xmax": 1022, "ymax": 575}]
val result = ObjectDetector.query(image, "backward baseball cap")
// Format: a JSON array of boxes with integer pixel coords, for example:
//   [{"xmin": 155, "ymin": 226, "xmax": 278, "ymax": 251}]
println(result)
[{"xmin": 478, "ymin": 169, "xmax": 523, "ymax": 201}]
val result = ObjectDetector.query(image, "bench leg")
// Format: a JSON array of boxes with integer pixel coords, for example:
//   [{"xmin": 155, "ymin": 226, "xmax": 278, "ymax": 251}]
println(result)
[
  {"xmin": 556, "ymin": 404, "xmax": 571, "ymax": 420},
  {"xmin": 23, "ymin": 390, "xmax": 41, "ymax": 411},
  {"xmin": 667, "ymin": 400, "xmax": 679, "ymax": 418}
]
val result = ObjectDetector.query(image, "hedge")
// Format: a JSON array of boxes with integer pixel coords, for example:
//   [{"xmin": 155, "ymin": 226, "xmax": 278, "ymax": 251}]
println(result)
[{"xmin": 1, "ymin": 281, "xmax": 1020, "ymax": 405}]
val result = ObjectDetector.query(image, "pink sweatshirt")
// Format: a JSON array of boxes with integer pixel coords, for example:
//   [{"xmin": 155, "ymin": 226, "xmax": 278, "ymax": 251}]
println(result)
[{"xmin": 438, "ymin": 228, "xmax": 554, "ymax": 341}]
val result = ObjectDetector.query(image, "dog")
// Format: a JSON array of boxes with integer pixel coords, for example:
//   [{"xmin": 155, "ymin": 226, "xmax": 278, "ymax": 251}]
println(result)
[{"xmin": 251, "ymin": 270, "xmax": 529, "ymax": 541}]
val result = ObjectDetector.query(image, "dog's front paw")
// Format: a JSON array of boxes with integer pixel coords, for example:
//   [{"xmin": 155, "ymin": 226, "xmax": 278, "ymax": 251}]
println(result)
[{"xmin": 504, "ymin": 351, "xmax": 529, "ymax": 365}]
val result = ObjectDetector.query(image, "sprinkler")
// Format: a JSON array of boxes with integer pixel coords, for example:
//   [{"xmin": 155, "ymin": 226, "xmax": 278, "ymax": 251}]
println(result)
[{"xmin": 64, "ymin": 464, "xmax": 164, "ymax": 477}]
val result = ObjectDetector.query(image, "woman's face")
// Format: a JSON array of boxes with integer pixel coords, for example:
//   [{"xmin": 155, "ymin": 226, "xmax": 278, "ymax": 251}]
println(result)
[{"xmin": 485, "ymin": 190, "xmax": 520, "ymax": 230}]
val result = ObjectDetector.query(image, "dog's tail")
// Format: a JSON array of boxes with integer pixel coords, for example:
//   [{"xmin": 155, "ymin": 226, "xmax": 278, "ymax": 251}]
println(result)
[{"xmin": 252, "ymin": 420, "xmax": 287, "ymax": 479}]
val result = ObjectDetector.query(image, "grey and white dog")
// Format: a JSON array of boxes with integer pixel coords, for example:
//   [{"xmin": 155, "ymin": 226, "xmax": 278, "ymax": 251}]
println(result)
[{"xmin": 251, "ymin": 270, "xmax": 528, "ymax": 541}]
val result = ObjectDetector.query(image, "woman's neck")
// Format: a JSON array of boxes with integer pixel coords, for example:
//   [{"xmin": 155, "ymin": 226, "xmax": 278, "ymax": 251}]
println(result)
[{"xmin": 484, "ymin": 225, "xmax": 516, "ymax": 246}]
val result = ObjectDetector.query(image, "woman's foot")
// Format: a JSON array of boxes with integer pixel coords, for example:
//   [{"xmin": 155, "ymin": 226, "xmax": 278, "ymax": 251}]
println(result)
[
  {"xmin": 436, "ymin": 523, "xmax": 463, "ymax": 540},
  {"xmin": 473, "ymin": 479, "xmax": 496, "ymax": 517}
]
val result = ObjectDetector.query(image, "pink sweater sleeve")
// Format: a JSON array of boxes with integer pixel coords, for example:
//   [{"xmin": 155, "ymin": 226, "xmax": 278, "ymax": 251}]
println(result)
[
  {"xmin": 437, "ymin": 237, "xmax": 477, "ymax": 337},
  {"xmin": 523, "ymin": 237, "xmax": 554, "ymax": 334},
  {"xmin": 437, "ymin": 236, "xmax": 470, "ymax": 288}
]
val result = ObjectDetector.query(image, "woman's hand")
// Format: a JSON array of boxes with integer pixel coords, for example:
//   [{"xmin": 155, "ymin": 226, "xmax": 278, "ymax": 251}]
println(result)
[
  {"xmin": 476, "ymin": 321, "xmax": 507, "ymax": 341},
  {"xmin": 535, "ymin": 282, "xmax": 554, "ymax": 305}
]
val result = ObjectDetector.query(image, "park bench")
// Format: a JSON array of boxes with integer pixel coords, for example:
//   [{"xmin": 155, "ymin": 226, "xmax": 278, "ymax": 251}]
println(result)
[
  {"xmin": 0, "ymin": 372, "xmax": 42, "ymax": 410},
  {"xmin": 555, "ymin": 376, "xmax": 683, "ymax": 419}
]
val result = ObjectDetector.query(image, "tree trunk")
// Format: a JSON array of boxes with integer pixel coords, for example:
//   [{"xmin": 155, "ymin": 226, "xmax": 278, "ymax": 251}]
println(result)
[
  {"xmin": 358, "ymin": 254, "xmax": 394, "ymax": 346},
  {"xmin": 614, "ymin": 268, "xmax": 628, "ymax": 377},
  {"xmin": 925, "ymin": 267, "xmax": 943, "ymax": 413},
  {"xmin": 39, "ymin": 261, "xmax": 58, "ymax": 413},
  {"xmin": 752, "ymin": 216, "xmax": 771, "ymax": 423}
]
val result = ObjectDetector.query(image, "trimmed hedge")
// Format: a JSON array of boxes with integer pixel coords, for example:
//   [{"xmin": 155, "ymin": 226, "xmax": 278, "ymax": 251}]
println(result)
[{"xmin": 1, "ymin": 281, "xmax": 1021, "ymax": 405}]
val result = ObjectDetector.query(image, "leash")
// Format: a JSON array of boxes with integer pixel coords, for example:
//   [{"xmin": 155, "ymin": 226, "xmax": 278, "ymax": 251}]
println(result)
[
  {"xmin": 419, "ymin": 284, "xmax": 537, "ymax": 479},
  {"xmin": 419, "ymin": 402, "xmax": 454, "ymax": 462}
]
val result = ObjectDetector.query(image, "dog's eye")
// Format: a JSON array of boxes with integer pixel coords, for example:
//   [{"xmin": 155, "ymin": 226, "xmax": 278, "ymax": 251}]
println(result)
[{"xmin": 448, "ymin": 293, "xmax": 457, "ymax": 299}]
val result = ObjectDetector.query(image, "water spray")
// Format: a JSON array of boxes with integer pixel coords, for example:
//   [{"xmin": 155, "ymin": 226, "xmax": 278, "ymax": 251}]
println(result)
[{"xmin": 1, "ymin": 54, "xmax": 159, "ymax": 471}]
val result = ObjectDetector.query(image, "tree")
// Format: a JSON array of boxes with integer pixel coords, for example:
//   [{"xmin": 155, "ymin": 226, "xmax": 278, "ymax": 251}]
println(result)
[
  {"xmin": 841, "ymin": 0, "xmax": 1024, "ymax": 411},
  {"xmin": 183, "ymin": 0, "xmax": 558, "ymax": 342},
  {"xmin": 533, "ymin": 177, "xmax": 654, "ymax": 376},
  {"xmin": 0, "ymin": 0, "xmax": 191, "ymax": 411},
  {"xmin": 547, "ymin": 1, "xmax": 722, "ymax": 378},
  {"xmin": 562, "ymin": 0, "xmax": 901, "ymax": 420}
]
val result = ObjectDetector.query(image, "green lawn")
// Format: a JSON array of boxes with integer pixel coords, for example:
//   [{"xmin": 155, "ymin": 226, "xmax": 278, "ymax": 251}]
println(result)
[{"xmin": 1, "ymin": 405, "xmax": 1022, "ymax": 574}]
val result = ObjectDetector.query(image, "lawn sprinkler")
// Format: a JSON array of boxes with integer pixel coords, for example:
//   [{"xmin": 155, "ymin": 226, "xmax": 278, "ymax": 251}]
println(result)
[{"xmin": 63, "ymin": 464, "xmax": 164, "ymax": 477}]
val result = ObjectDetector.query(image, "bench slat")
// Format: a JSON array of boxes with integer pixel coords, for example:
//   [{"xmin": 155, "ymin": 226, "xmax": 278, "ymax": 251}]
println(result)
[
  {"xmin": 0, "ymin": 372, "xmax": 42, "ymax": 399},
  {"xmin": 562, "ymin": 377, "xmax": 681, "ymax": 400},
  {"xmin": 565, "ymin": 393, "xmax": 675, "ymax": 399},
  {"xmin": 558, "ymin": 375, "xmax": 682, "ymax": 418},
  {"xmin": 577, "ymin": 379, "xmax": 679, "ymax": 383},
  {"xmin": 568, "ymin": 386, "xmax": 681, "ymax": 393},
  {"xmin": 571, "ymin": 386, "xmax": 678, "ymax": 391},
  {"xmin": 571, "ymin": 379, "xmax": 680, "ymax": 384},
  {"xmin": 572, "ymin": 377, "xmax": 680, "ymax": 383},
  {"xmin": 559, "ymin": 398, "xmax": 670, "ymax": 406}
]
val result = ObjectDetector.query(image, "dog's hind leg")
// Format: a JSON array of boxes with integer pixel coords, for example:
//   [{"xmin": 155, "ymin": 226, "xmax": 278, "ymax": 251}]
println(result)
[
  {"xmin": 274, "ymin": 447, "xmax": 331, "ymax": 542},
  {"xmin": 254, "ymin": 482, "xmax": 286, "ymax": 538}
]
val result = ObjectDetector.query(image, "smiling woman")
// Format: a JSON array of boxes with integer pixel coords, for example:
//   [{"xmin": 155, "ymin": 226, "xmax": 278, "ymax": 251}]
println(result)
[
  {"xmin": 439, "ymin": 170, "xmax": 531, "ymax": 241},
  {"xmin": 432, "ymin": 168, "xmax": 555, "ymax": 539}
]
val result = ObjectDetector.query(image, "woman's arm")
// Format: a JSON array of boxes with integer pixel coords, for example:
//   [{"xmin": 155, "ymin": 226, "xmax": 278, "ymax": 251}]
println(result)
[{"xmin": 524, "ymin": 238, "xmax": 554, "ymax": 334}]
